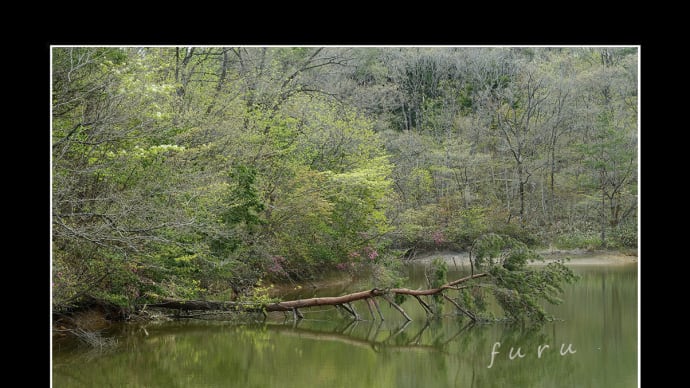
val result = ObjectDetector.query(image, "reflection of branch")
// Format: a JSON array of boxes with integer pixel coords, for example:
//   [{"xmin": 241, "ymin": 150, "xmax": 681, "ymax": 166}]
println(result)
[
  {"xmin": 441, "ymin": 321, "xmax": 475, "ymax": 346},
  {"xmin": 384, "ymin": 320, "xmax": 412, "ymax": 343},
  {"xmin": 281, "ymin": 318, "xmax": 477, "ymax": 355},
  {"xmin": 366, "ymin": 320, "xmax": 383, "ymax": 341},
  {"xmin": 342, "ymin": 319, "xmax": 358, "ymax": 336},
  {"xmin": 270, "ymin": 322, "xmax": 439, "ymax": 353},
  {"xmin": 409, "ymin": 320, "xmax": 430, "ymax": 345}
]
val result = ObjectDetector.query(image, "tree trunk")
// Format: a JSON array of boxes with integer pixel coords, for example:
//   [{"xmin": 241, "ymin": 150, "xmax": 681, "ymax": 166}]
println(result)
[
  {"xmin": 601, "ymin": 171, "xmax": 606, "ymax": 248},
  {"xmin": 549, "ymin": 141, "xmax": 556, "ymax": 224},
  {"xmin": 147, "ymin": 273, "xmax": 488, "ymax": 321},
  {"xmin": 518, "ymin": 162, "xmax": 526, "ymax": 227}
]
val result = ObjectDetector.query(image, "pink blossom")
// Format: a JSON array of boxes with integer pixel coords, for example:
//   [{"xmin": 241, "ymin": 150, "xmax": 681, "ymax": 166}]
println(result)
[
  {"xmin": 268, "ymin": 256, "xmax": 288, "ymax": 275},
  {"xmin": 432, "ymin": 230, "xmax": 445, "ymax": 246}
]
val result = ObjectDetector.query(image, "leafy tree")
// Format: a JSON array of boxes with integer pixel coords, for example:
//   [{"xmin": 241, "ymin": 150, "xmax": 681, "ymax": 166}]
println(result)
[{"xmin": 52, "ymin": 46, "xmax": 637, "ymax": 317}]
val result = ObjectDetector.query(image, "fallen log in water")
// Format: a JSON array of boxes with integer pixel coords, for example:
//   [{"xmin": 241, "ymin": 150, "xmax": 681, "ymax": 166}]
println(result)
[{"xmin": 147, "ymin": 273, "xmax": 487, "ymax": 322}]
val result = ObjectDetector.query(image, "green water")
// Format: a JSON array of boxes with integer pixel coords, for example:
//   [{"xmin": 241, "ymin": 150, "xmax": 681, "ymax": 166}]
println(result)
[{"xmin": 52, "ymin": 262, "xmax": 638, "ymax": 387}]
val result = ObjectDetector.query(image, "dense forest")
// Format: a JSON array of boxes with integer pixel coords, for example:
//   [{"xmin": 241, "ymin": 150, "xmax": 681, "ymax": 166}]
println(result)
[{"xmin": 52, "ymin": 47, "xmax": 638, "ymax": 314}]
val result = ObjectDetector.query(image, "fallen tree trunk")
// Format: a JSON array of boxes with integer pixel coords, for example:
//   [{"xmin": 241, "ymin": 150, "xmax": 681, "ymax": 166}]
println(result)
[{"xmin": 147, "ymin": 273, "xmax": 487, "ymax": 321}]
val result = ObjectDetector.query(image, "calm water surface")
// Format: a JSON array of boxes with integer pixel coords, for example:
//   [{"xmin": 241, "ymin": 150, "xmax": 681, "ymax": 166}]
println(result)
[{"xmin": 53, "ymin": 261, "xmax": 638, "ymax": 387}]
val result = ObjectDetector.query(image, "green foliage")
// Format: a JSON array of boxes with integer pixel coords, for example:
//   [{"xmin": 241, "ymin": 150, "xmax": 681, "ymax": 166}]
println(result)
[
  {"xmin": 609, "ymin": 223, "xmax": 638, "ymax": 248},
  {"xmin": 428, "ymin": 258, "xmax": 448, "ymax": 313},
  {"xmin": 471, "ymin": 233, "xmax": 540, "ymax": 271},
  {"xmin": 376, "ymin": 255, "xmax": 407, "ymax": 290},
  {"xmin": 444, "ymin": 205, "xmax": 491, "ymax": 248},
  {"xmin": 454, "ymin": 283, "xmax": 493, "ymax": 322},
  {"xmin": 223, "ymin": 165, "xmax": 265, "ymax": 227},
  {"xmin": 490, "ymin": 260, "xmax": 578, "ymax": 321},
  {"xmin": 267, "ymin": 166, "xmax": 334, "ymax": 273},
  {"xmin": 52, "ymin": 47, "xmax": 634, "ymax": 317},
  {"xmin": 234, "ymin": 280, "xmax": 279, "ymax": 312},
  {"xmin": 554, "ymin": 230, "xmax": 603, "ymax": 250},
  {"xmin": 467, "ymin": 234, "xmax": 578, "ymax": 322}
]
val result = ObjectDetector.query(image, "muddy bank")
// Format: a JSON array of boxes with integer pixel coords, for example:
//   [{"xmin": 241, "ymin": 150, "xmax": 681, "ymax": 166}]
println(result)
[{"xmin": 412, "ymin": 248, "xmax": 638, "ymax": 266}]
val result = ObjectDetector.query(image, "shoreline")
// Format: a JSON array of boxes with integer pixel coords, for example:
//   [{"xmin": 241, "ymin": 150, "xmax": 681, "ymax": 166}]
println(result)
[
  {"xmin": 53, "ymin": 247, "xmax": 638, "ymax": 335},
  {"xmin": 411, "ymin": 248, "xmax": 638, "ymax": 266}
]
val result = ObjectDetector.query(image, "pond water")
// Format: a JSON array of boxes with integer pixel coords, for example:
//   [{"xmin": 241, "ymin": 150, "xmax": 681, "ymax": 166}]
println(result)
[{"xmin": 52, "ymin": 261, "xmax": 638, "ymax": 387}]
